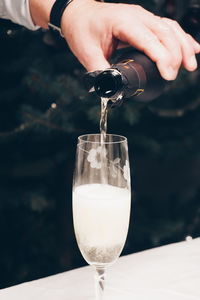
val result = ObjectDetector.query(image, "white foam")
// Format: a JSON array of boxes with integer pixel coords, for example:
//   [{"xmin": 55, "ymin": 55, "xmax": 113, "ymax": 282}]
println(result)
[{"xmin": 73, "ymin": 184, "xmax": 131, "ymax": 248}]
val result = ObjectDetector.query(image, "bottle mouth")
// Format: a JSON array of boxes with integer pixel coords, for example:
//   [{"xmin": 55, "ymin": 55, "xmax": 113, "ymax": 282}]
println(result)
[{"xmin": 94, "ymin": 69, "xmax": 123, "ymax": 98}]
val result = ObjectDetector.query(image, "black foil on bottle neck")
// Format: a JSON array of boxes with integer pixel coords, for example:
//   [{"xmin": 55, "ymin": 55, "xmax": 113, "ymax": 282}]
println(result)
[{"xmin": 94, "ymin": 69, "xmax": 123, "ymax": 98}]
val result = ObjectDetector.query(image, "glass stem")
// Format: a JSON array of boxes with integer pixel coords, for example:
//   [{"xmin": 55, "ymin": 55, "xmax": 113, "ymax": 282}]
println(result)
[{"xmin": 95, "ymin": 267, "xmax": 106, "ymax": 300}]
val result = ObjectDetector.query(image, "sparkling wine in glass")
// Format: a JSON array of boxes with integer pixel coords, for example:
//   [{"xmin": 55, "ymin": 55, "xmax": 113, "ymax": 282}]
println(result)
[{"xmin": 73, "ymin": 134, "xmax": 131, "ymax": 300}]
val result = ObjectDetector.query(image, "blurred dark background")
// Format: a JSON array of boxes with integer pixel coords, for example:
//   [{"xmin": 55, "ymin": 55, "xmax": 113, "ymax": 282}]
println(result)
[{"xmin": 0, "ymin": 0, "xmax": 200, "ymax": 289}]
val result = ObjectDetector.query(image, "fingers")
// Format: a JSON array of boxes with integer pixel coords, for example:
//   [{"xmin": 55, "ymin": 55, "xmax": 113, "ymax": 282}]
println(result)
[
  {"xmin": 115, "ymin": 23, "xmax": 177, "ymax": 80},
  {"xmin": 161, "ymin": 18, "xmax": 199, "ymax": 71},
  {"xmin": 61, "ymin": 0, "xmax": 200, "ymax": 80},
  {"xmin": 148, "ymin": 17, "xmax": 182, "ymax": 74},
  {"xmin": 186, "ymin": 34, "xmax": 200, "ymax": 54},
  {"xmin": 114, "ymin": 4, "xmax": 200, "ymax": 81},
  {"xmin": 61, "ymin": 0, "xmax": 111, "ymax": 72}
]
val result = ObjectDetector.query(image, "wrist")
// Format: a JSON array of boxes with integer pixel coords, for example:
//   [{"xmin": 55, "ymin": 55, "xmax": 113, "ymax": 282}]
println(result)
[
  {"xmin": 30, "ymin": 0, "xmax": 96, "ymax": 32},
  {"xmin": 61, "ymin": 0, "xmax": 96, "ymax": 35}
]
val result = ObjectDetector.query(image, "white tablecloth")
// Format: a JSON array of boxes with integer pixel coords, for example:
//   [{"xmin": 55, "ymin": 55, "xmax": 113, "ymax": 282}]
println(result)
[{"xmin": 1, "ymin": 238, "xmax": 200, "ymax": 300}]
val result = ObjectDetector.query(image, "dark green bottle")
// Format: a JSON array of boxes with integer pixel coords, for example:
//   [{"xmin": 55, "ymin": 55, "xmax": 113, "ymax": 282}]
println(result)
[
  {"xmin": 84, "ymin": 1, "xmax": 199, "ymax": 104},
  {"xmin": 92, "ymin": 48, "xmax": 166, "ymax": 103}
]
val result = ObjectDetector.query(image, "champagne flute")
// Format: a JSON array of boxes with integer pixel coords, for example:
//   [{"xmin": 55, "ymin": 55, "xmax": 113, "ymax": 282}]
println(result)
[{"xmin": 73, "ymin": 134, "xmax": 131, "ymax": 300}]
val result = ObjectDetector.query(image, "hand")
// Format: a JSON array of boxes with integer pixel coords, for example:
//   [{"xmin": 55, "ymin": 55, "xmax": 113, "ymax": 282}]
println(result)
[
  {"xmin": 61, "ymin": 0, "xmax": 200, "ymax": 80},
  {"xmin": 30, "ymin": 0, "xmax": 200, "ymax": 81}
]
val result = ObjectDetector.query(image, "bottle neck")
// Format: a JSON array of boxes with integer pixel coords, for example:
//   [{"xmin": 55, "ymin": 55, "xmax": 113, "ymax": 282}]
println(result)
[
  {"xmin": 94, "ymin": 59, "xmax": 147, "ymax": 101},
  {"xmin": 94, "ymin": 69, "xmax": 123, "ymax": 99}
]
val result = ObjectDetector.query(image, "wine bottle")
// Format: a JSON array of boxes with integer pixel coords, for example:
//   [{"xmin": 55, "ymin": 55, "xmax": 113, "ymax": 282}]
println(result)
[
  {"xmin": 92, "ymin": 48, "xmax": 166, "ymax": 103},
  {"xmin": 84, "ymin": 1, "xmax": 199, "ymax": 104}
]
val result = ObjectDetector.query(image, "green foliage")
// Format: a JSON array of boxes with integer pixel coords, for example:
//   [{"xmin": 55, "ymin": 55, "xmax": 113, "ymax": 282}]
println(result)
[{"xmin": 0, "ymin": 0, "xmax": 200, "ymax": 289}]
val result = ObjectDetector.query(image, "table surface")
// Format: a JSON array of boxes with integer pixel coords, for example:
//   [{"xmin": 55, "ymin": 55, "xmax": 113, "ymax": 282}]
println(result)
[{"xmin": 1, "ymin": 238, "xmax": 200, "ymax": 300}]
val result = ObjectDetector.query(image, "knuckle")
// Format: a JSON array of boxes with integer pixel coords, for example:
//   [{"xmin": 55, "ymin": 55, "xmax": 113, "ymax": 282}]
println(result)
[
  {"xmin": 144, "ymin": 34, "xmax": 159, "ymax": 45},
  {"xmin": 133, "ymin": 4, "xmax": 143, "ymax": 11},
  {"xmin": 162, "ymin": 17, "xmax": 173, "ymax": 23},
  {"xmin": 161, "ymin": 17, "xmax": 171, "ymax": 23},
  {"xmin": 171, "ymin": 20, "xmax": 182, "ymax": 31},
  {"xmin": 156, "ymin": 19, "xmax": 172, "ymax": 33},
  {"xmin": 186, "ymin": 33, "xmax": 193, "ymax": 39},
  {"xmin": 161, "ymin": 23, "xmax": 171, "ymax": 34},
  {"xmin": 172, "ymin": 20, "xmax": 179, "ymax": 27},
  {"xmin": 162, "ymin": 18, "xmax": 181, "ymax": 30},
  {"xmin": 132, "ymin": 4, "xmax": 153, "ymax": 15},
  {"xmin": 159, "ymin": 17, "xmax": 176, "ymax": 29}
]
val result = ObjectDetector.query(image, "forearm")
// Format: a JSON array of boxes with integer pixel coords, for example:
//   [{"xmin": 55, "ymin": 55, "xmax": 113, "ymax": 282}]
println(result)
[
  {"xmin": 29, "ymin": 0, "xmax": 94, "ymax": 29},
  {"xmin": 29, "ymin": 0, "xmax": 56, "ymax": 28},
  {"xmin": 0, "ymin": 0, "xmax": 39, "ymax": 30}
]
